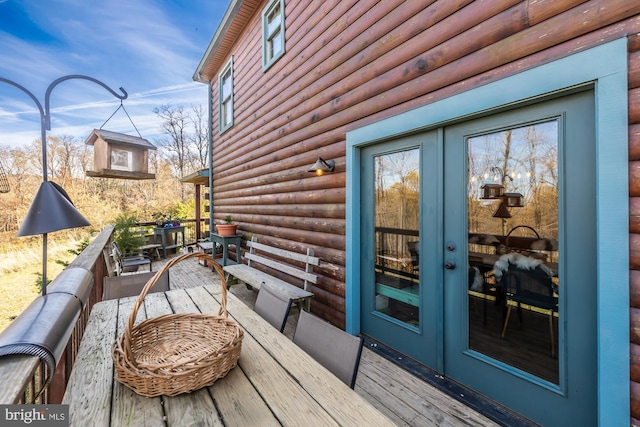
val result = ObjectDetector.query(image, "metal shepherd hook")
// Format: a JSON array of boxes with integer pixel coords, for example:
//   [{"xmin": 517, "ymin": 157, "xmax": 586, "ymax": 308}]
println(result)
[{"xmin": 0, "ymin": 75, "xmax": 128, "ymax": 294}]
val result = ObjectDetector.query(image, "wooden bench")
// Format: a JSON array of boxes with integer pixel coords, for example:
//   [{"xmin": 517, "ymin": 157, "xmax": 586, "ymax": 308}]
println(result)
[{"xmin": 223, "ymin": 237, "xmax": 319, "ymax": 311}]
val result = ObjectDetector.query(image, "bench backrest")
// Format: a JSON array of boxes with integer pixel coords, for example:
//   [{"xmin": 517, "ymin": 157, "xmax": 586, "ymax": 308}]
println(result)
[{"xmin": 246, "ymin": 237, "xmax": 320, "ymax": 292}]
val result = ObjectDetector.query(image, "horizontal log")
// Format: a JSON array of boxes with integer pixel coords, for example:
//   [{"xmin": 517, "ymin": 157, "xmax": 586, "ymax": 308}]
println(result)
[
  {"xmin": 632, "ymin": 270, "xmax": 640, "ymax": 308},
  {"xmin": 632, "ymin": 342, "xmax": 640, "ymax": 383},
  {"xmin": 630, "ymin": 32, "xmax": 640, "ymax": 52},
  {"xmin": 240, "ymin": 223, "xmax": 346, "ymax": 252},
  {"xmin": 214, "ymin": 171, "xmax": 346, "ymax": 200},
  {"xmin": 527, "ymin": 0, "xmax": 591, "ymax": 26},
  {"xmin": 633, "ymin": 380, "xmax": 640, "ymax": 420},
  {"xmin": 633, "ymin": 250, "xmax": 640, "ymax": 272},
  {"xmin": 218, "ymin": 203, "xmax": 346, "ymax": 220},
  {"xmin": 631, "ymin": 197, "xmax": 640, "ymax": 234},
  {"xmin": 311, "ymin": 299, "xmax": 346, "ymax": 330},
  {"xmin": 310, "ymin": 284, "xmax": 346, "ymax": 310},
  {"xmin": 631, "ymin": 307, "xmax": 640, "ymax": 345},
  {"xmin": 630, "ymin": 124, "xmax": 640, "ymax": 161},
  {"xmin": 213, "ymin": 188, "xmax": 346, "ymax": 208},
  {"xmin": 632, "ymin": 87, "xmax": 640, "ymax": 125},
  {"xmin": 631, "ymin": 51, "xmax": 640, "ymax": 90},
  {"xmin": 214, "ymin": 141, "xmax": 345, "ymax": 187},
  {"xmin": 234, "ymin": 214, "xmax": 344, "ymax": 237},
  {"xmin": 631, "ymin": 161, "xmax": 640, "ymax": 197}
]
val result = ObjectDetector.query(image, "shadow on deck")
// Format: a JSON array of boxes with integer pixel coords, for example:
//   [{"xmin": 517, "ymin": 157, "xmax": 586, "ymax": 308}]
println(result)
[{"xmin": 150, "ymin": 255, "xmax": 502, "ymax": 427}]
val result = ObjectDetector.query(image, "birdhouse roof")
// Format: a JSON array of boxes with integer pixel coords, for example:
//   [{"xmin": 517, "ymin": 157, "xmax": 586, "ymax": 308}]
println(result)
[{"xmin": 84, "ymin": 129, "xmax": 156, "ymax": 150}]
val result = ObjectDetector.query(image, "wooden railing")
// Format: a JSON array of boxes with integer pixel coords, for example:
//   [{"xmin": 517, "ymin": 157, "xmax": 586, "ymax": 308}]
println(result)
[
  {"xmin": 0, "ymin": 226, "xmax": 114, "ymax": 404},
  {"xmin": 137, "ymin": 218, "xmax": 211, "ymax": 247}
]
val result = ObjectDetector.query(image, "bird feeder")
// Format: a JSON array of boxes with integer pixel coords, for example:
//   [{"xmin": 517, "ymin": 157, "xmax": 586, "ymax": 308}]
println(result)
[{"xmin": 85, "ymin": 129, "xmax": 156, "ymax": 180}]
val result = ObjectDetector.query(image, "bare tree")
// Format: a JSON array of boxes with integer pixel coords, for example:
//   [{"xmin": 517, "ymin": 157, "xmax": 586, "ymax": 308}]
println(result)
[
  {"xmin": 154, "ymin": 104, "xmax": 191, "ymax": 201},
  {"xmin": 190, "ymin": 104, "xmax": 209, "ymax": 171}
]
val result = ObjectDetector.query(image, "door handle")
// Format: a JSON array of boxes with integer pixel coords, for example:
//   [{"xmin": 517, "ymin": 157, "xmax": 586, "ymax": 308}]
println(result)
[{"xmin": 444, "ymin": 260, "xmax": 456, "ymax": 270}]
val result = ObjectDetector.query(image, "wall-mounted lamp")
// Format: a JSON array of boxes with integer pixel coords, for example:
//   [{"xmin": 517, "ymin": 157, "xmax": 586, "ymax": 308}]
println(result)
[{"xmin": 308, "ymin": 157, "xmax": 335, "ymax": 176}]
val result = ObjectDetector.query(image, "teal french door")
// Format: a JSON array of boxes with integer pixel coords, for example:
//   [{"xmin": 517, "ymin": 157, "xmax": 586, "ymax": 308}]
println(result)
[{"xmin": 360, "ymin": 89, "xmax": 596, "ymax": 426}]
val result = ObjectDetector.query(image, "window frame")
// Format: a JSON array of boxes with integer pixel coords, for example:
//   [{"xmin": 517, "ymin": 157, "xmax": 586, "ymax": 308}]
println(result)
[
  {"xmin": 262, "ymin": 0, "xmax": 285, "ymax": 71},
  {"xmin": 218, "ymin": 57, "xmax": 233, "ymax": 134}
]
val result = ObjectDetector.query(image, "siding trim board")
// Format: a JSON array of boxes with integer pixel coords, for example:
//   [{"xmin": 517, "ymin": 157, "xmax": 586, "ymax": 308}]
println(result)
[{"xmin": 346, "ymin": 38, "xmax": 629, "ymax": 426}]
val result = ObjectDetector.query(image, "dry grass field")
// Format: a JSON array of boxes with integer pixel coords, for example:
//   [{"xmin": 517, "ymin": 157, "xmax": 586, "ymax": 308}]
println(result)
[{"xmin": 0, "ymin": 240, "xmax": 77, "ymax": 332}]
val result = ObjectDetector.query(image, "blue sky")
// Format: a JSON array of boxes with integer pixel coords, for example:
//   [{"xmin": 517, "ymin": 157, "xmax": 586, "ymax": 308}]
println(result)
[{"xmin": 0, "ymin": 0, "xmax": 230, "ymax": 148}]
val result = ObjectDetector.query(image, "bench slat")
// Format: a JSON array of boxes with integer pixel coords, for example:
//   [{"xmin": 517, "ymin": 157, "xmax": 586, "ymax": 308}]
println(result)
[
  {"xmin": 223, "ymin": 264, "xmax": 313, "ymax": 301},
  {"xmin": 248, "ymin": 241, "xmax": 320, "ymax": 266},
  {"xmin": 245, "ymin": 253, "xmax": 318, "ymax": 284}
]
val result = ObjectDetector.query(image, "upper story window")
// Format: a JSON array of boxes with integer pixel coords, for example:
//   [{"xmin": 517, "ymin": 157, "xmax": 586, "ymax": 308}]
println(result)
[
  {"xmin": 219, "ymin": 58, "xmax": 233, "ymax": 133},
  {"xmin": 262, "ymin": 0, "xmax": 285, "ymax": 71}
]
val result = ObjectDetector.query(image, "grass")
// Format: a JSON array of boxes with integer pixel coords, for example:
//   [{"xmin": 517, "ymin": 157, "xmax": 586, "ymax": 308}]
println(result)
[{"xmin": 0, "ymin": 240, "xmax": 78, "ymax": 332}]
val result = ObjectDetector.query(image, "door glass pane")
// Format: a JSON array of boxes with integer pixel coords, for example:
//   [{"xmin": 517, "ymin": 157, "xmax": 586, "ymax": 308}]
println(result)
[
  {"xmin": 373, "ymin": 149, "xmax": 420, "ymax": 327},
  {"xmin": 467, "ymin": 121, "xmax": 559, "ymax": 384}
]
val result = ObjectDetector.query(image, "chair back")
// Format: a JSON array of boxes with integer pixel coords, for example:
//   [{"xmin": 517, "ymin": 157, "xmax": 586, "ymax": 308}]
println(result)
[
  {"xmin": 254, "ymin": 283, "xmax": 293, "ymax": 332},
  {"xmin": 503, "ymin": 265, "xmax": 556, "ymax": 309},
  {"xmin": 111, "ymin": 242, "xmax": 124, "ymax": 260},
  {"xmin": 293, "ymin": 310, "xmax": 364, "ymax": 388},
  {"xmin": 407, "ymin": 241, "xmax": 419, "ymax": 272}
]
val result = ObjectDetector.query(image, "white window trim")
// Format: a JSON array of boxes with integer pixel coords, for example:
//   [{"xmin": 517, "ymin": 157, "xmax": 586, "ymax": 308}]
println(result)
[
  {"xmin": 218, "ymin": 57, "xmax": 233, "ymax": 134},
  {"xmin": 262, "ymin": 0, "xmax": 285, "ymax": 71}
]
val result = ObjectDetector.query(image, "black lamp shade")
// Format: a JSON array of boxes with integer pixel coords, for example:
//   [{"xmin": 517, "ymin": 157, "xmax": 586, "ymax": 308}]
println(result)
[
  {"xmin": 492, "ymin": 199, "xmax": 512, "ymax": 218},
  {"xmin": 17, "ymin": 181, "xmax": 90, "ymax": 236}
]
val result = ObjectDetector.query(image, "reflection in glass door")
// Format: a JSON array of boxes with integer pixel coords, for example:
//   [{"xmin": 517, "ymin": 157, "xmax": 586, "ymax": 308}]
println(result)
[
  {"xmin": 373, "ymin": 150, "xmax": 420, "ymax": 327},
  {"xmin": 467, "ymin": 121, "xmax": 559, "ymax": 384}
]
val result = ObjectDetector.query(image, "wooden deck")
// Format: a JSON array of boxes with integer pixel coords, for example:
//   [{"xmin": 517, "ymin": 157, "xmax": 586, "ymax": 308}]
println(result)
[{"xmin": 146, "ymin": 255, "xmax": 501, "ymax": 427}]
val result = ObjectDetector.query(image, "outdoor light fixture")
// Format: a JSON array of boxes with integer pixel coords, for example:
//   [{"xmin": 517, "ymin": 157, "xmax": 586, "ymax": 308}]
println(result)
[
  {"xmin": 2, "ymin": 75, "xmax": 128, "ymax": 295},
  {"xmin": 308, "ymin": 157, "xmax": 335, "ymax": 176}
]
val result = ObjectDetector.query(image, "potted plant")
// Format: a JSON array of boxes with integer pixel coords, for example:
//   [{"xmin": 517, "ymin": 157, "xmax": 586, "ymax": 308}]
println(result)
[{"xmin": 216, "ymin": 215, "xmax": 238, "ymax": 236}]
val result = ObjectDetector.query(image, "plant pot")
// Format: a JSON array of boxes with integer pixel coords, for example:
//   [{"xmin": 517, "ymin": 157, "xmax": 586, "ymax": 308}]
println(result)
[{"xmin": 216, "ymin": 224, "xmax": 238, "ymax": 236}]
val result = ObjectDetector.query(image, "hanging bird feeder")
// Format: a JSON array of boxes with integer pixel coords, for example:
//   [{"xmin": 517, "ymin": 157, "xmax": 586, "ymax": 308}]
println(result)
[{"xmin": 85, "ymin": 102, "xmax": 156, "ymax": 180}]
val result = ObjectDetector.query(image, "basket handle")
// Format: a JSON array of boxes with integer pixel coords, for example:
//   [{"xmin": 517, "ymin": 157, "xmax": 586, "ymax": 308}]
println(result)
[
  {"xmin": 122, "ymin": 251, "xmax": 230, "ymax": 356},
  {"xmin": 505, "ymin": 225, "xmax": 540, "ymax": 249}
]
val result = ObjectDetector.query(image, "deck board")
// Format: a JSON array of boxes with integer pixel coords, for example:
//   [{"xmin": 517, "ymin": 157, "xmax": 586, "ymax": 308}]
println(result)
[{"xmin": 153, "ymin": 256, "xmax": 500, "ymax": 427}]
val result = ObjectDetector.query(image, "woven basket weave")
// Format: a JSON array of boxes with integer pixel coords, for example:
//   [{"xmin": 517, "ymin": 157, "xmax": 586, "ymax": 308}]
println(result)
[{"xmin": 112, "ymin": 251, "xmax": 243, "ymax": 397}]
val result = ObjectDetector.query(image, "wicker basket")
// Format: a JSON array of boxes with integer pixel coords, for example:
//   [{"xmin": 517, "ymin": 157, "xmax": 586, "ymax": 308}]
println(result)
[{"xmin": 112, "ymin": 251, "xmax": 243, "ymax": 397}]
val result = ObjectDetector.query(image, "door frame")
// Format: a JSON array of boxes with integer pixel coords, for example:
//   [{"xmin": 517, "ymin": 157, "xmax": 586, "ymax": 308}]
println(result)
[{"xmin": 346, "ymin": 38, "xmax": 629, "ymax": 425}]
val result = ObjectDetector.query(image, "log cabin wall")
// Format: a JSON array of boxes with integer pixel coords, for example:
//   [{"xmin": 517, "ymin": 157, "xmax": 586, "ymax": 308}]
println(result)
[
  {"xmin": 199, "ymin": 1, "xmax": 640, "ymax": 415},
  {"xmin": 628, "ymin": 33, "xmax": 640, "ymax": 425}
]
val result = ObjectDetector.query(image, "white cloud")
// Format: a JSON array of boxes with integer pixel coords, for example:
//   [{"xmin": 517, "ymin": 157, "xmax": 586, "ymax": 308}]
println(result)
[{"xmin": 0, "ymin": 0, "xmax": 226, "ymax": 148}]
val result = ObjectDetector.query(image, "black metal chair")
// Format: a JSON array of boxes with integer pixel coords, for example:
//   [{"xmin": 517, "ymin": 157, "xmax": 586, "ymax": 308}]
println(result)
[
  {"xmin": 254, "ymin": 283, "xmax": 293, "ymax": 333},
  {"xmin": 407, "ymin": 241, "xmax": 419, "ymax": 273},
  {"xmin": 293, "ymin": 310, "xmax": 364, "ymax": 388},
  {"xmin": 500, "ymin": 263, "xmax": 558, "ymax": 357}
]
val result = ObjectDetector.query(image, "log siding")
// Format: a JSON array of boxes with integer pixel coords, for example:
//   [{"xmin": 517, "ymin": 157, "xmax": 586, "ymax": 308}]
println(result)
[{"xmin": 197, "ymin": 0, "xmax": 640, "ymax": 422}]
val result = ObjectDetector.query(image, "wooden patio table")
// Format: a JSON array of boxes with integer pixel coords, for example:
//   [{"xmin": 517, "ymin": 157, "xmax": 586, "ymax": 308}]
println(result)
[{"xmin": 62, "ymin": 283, "xmax": 394, "ymax": 426}]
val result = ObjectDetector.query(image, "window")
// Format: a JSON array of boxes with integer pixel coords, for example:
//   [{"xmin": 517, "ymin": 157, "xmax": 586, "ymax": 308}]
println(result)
[
  {"xmin": 219, "ymin": 58, "xmax": 233, "ymax": 133},
  {"xmin": 262, "ymin": 0, "xmax": 285, "ymax": 71}
]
